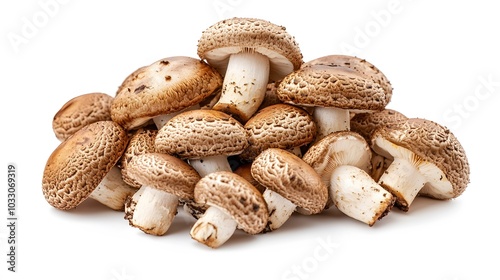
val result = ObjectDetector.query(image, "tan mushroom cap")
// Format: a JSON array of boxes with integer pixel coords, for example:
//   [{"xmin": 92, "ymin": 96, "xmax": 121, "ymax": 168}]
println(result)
[
  {"xmin": 240, "ymin": 104, "xmax": 316, "ymax": 161},
  {"xmin": 234, "ymin": 163, "xmax": 266, "ymax": 194},
  {"xmin": 197, "ymin": 17, "xmax": 303, "ymax": 82},
  {"xmin": 111, "ymin": 56, "xmax": 223, "ymax": 130},
  {"xmin": 277, "ymin": 64, "xmax": 388, "ymax": 112},
  {"xmin": 372, "ymin": 118, "xmax": 470, "ymax": 198},
  {"xmin": 194, "ymin": 171, "xmax": 268, "ymax": 234},
  {"xmin": 303, "ymin": 55, "xmax": 393, "ymax": 104},
  {"xmin": 251, "ymin": 148, "xmax": 328, "ymax": 214},
  {"xmin": 52, "ymin": 92, "xmax": 113, "ymax": 141},
  {"xmin": 351, "ymin": 109, "xmax": 408, "ymax": 141},
  {"xmin": 123, "ymin": 153, "xmax": 200, "ymax": 200},
  {"xmin": 42, "ymin": 121, "xmax": 128, "ymax": 210},
  {"xmin": 155, "ymin": 109, "xmax": 248, "ymax": 159}
]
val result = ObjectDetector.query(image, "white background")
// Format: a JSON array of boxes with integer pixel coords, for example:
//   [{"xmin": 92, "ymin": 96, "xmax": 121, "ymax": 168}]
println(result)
[{"xmin": 1, "ymin": 1, "xmax": 498, "ymax": 279}]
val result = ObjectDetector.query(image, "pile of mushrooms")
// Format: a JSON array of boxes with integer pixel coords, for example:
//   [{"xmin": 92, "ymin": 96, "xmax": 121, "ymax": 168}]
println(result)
[{"xmin": 42, "ymin": 17, "xmax": 471, "ymax": 248}]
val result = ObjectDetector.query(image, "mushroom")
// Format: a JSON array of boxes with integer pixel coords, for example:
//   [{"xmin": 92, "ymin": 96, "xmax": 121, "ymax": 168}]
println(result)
[
  {"xmin": 257, "ymin": 81, "xmax": 284, "ymax": 111},
  {"xmin": 234, "ymin": 163, "xmax": 266, "ymax": 194},
  {"xmin": 42, "ymin": 121, "xmax": 136, "ymax": 210},
  {"xmin": 240, "ymin": 104, "xmax": 316, "ymax": 162},
  {"xmin": 197, "ymin": 17, "xmax": 303, "ymax": 122},
  {"xmin": 111, "ymin": 56, "xmax": 223, "ymax": 130},
  {"xmin": 372, "ymin": 118, "xmax": 470, "ymax": 211},
  {"xmin": 52, "ymin": 92, "xmax": 113, "ymax": 141},
  {"xmin": 190, "ymin": 171, "xmax": 268, "ymax": 248},
  {"xmin": 122, "ymin": 153, "xmax": 200, "ymax": 235},
  {"xmin": 251, "ymin": 148, "xmax": 328, "ymax": 231}
]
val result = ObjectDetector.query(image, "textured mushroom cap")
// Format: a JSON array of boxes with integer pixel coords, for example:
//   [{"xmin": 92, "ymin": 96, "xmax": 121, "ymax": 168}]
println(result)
[
  {"xmin": 197, "ymin": 17, "xmax": 303, "ymax": 82},
  {"xmin": 120, "ymin": 128, "xmax": 158, "ymax": 187},
  {"xmin": 234, "ymin": 163, "xmax": 266, "ymax": 193},
  {"xmin": 194, "ymin": 171, "xmax": 268, "ymax": 234},
  {"xmin": 240, "ymin": 104, "xmax": 316, "ymax": 161},
  {"xmin": 251, "ymin": 148, "xmax": 328, "ymax": 214},
  {"xmin": 42, "ymin": 121, "xmax": 128, "ymax": 210},
  {"xmin": 351, "ymin": 109, "xmax": 408, "ymax": 141},
  {"xmin": 52, "ymin": 92, "xmax": 113, "ymax": 141},
  {"xmin": 155, "ymin": 109, "xmax": 248, "ymax": 159},
  {"xmin": 372, "ymin": 118, "xmax": 470, "ymax": 198},
  {"xmin": 123, "ymin": 153, "xmax": 200, "ymax": 200},
  {"xmin": 303, "ymin": 55, "xmax": 393, "ymax": 105},
  {"xmin": 276, "ymin": 64, "xmax": 388, "ymax": 111},
  {"xmin": 111, "ymin": 56, "xmax": 223, "ymax": 130}
]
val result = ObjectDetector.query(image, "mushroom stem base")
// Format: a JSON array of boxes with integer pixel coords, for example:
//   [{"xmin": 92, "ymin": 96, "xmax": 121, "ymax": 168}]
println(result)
[
  {"xmin": 190, "ymin": 206, "xmax": 237, "ymax": 248},
  {"xmin": 189, "ymin": 155, "xmax": 232, "ymax": 178},
  {"xmin": 263, "ymin": 189, "xmax": 297, "ymax": 232},
  {"xmin": 89, "ymin": 166, "xmax": 136, "ymax": 211},
  {"xmin": 313, "ymin": 107, "xmax": 350, "ymax": 141}
]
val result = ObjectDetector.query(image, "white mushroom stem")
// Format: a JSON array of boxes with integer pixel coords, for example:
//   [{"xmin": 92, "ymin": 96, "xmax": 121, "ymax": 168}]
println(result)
[
  {"xmin": 125, "ymin": 185, "xmax": 179, "ymax": 236},
  {"xmin": 313, "ymin": 107, "xmax": 350, "ymax": 140},
  {"xmin": 330, "ymin": 165, "xmax": 394, "ymax": 226},
  {"xmin": 262, "ymin": 188, "xmax": 297, "ymax": 231},
  {"xmin": 88, "ymin": 166, "xmax": 136, "ymax": 211},
  {"xmin": 188, "ymin": 155, "xmax": 232, "ymax": 177},
  {"xmin": 190, "ymin": 206, "xmax": 238, "ymax": 248},
  {"xmin": 214, "ymin": 51, "xmax": 270, "ymax": 122},
  {"xmin": 152, "ymin": 104, "xmax": 200, "ymax": 129}
]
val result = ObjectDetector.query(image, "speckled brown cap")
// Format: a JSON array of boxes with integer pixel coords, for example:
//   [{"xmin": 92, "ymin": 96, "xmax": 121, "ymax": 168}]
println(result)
[
  {"xmin": 155, "ymin": 109, "xmax": 248, "ymax": 159},
  {"xmin": 42, "ymin": 121, "xmax": 128, "ymax": 210},
  {"xmin": 303, "ymin": 55, "xmax": 393, "ymax": 105},
  {"xmin": 351, "ymin": 109, "xmax": 408, "ymax": 141},
  {"xmin": 52, "ymin": 92, "xmax": 113, "ymax": 141},
  {"xmin": 277, "ymin": 64, "xmax": 388, "ymax": 112},
  {"xmin": 372, "ymin": 118, "xmax": 470, "ymax": 198},
  {"xmin": 123, "ymin": 153, "xmax": 200, "ymax": 200},
  {"xmin": 234, "ymin": 163, "xmax": 266, "ymax": 193},
  {"xmin": 111, "ymin": 56, "xmax": 223, "ymax": 130},
  {"xmin": 194, "ymin": 171, "xmax": 268, "ymax": 234},
  {"xmin": 240, "ymin": 104, "xmax": 316, "ymax": 161},
  {"xmin": 197, "ymin": 17, "xmax": 303, "ymax": 82},
  {"xmin": 120, "ymin": 128, "xmax": 158, "ymax": 188},
  {"xmin": 251, "ymin": 148, "xmax": 328, "ymax": 214}
]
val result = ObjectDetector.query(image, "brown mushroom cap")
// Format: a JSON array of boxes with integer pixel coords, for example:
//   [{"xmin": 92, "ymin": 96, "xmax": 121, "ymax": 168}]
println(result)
[
  {"xmin": 120, "ymin": 128, "xmax": 158, "ymax": 188},
  {"xmin": 276, "ymin": 64, "xmax": 388, "ymax": 112},
  {"xmin": 111, "ymin": 56, "xmax": 223, "ymax": 130},
  {"xmin": 372, "ymin": 118, "xmax": 470, "ymax": 198},
  {"xmin": 123, "ymin": 153, "xmax": 200, "ymax": 200},
  {"xmin": 351, "ymin": 109, "xmax": 408, "ymax": 141},
  {"xmin": 303, "ymin": 55, "xmax": 393, "ymax": 104},
  {"xmin": 155, "ymin": 109, "xmax": 248, "ymax": 159},
  {"xmin": 194, "ymin": 171, "xmax": 268, "ymax": 234},
  {"xmin": 251, "ymin": 148, "xmax": 328, "ymax": 214},
  {"xmin": 197, "ymin": 17, "xmax": 303, "ymax": 82},
  {"xmin": 240, "ymin": 104, "xmax": 316, "ymax": 161},
  {"xmin": 52, "ymin": 92, "xmax": 113, "ymax": 141},
  {"xmin": 234, "ymin": 163, "xmax": 266, "ymax": 194},
  {"xmin": 42, "ymin": 121, "xmax": 128, "ymax": 210}
]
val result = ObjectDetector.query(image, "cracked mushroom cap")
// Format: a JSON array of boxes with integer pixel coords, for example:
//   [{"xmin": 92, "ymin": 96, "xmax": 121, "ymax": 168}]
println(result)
[
  {"xmin": 276, "ymin": 64, "xmax": 388, "ymax": 112},
  {"xmin": 123, "ymin": 153, "xmax": 200, "ymax": 200},
  {"xmin": 251, "ymin": 148, "xmax": 328, "ymax": 214},
  {"xmin": 351, "ymin": 109, "xmax": 408, "ymax": 141},
  {"xmin": 155, "ymin": 109, "xmax": 248, "ymax": 159},
  {"xmin": 197, "ymin": 17, "xmax": 303, "ymax": 82},
  {"xmin": 194, "ymin": 171, "xmax": 268, "ymax": 234},
  {"xmin": 42, "ymin": 121, "xmax": 128, "ymax": 210},
  {"xmin": 372, "ymin": 118, "xmax": 470, "ymax": 199},
  {"xmin": 111, "ymin": 56, "xmax": 223, "ymax": 130},
  {"xmin": 240, "ymin": 104, "xmax": 316, "ymax": 161},
  {"xmin": 52, "ymin": 92, "xmax": 113, "ymax": 141},
  {"xmin": 302, "ymin": 55, "xmax": 393, "ymax": 105}
]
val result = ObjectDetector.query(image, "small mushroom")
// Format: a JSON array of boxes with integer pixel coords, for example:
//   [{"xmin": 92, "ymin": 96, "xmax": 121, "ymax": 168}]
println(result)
[
  {"xmin": 251, "ymin": 148, "xmax": 328, "ymax": 231},
  {"xmin": 111, "ymin": 56, "xmax": 222, "ymax": 130},
  {"xmin": 123, "ymin": 153, "xmax": 200, "ymax": 236},
  {"xmin": 190, "ymin": 171, "xmax": 268, "ymax": 248},
  {"xmin": 372, "ymin": 118, "xmax": 470, "ymax": 211},
  {"xmin": 42, "ymin": 121, "xmax": 136, "ymax": 210},
  {"xmin": 52, "ymin": 92, "xmax": 113, "ymax": 141},
  {"xmin": 197, "ymin": 17, "xmax": 303, "ymax": 122}
]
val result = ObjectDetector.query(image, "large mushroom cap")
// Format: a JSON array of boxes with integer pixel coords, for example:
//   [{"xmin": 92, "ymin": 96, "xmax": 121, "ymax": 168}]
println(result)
[
  {"xmin": 251, "ymin": 148, "xmax": 328, "ymax": 214},
  {"xmin": 351, "ymin": 109, "xmax": 408, "ymax": 141},
  {"xmin": 372, "ymin": 118, "xmax": 470, "ymax": 199},
  {"xmin": 52, "ymin": 92, "xmax": 113, "ymax": 141},
  {"xmin": 277, "ymin": 64, "xmax": 388, "ymax": 112},
  {"xmin": 194, "ymin": 171, "xmax": 268, "ymax": 234},
  {"xmin": 123, "ymin": 153, "xmax": 200, "ymax": 200},
  {"xmin": 111, "ymin": 56, "xmax": 223, "ymax": 130},
  {"xmin": 197, "ymin": 17, "xmax": 303, "ymax": 82},
  {"xmin": 155, "ymin": 109, "xmax": 248, "ymax": 159},
  {"xmin": 42, "ymin": 121, "xmax": 128, "ymax": 210}
]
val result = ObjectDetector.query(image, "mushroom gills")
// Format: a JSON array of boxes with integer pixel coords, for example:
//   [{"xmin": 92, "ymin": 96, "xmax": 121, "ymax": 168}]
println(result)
[
  {"xmin": 190, "ymin": 206, "xmax": 238, "ymax": 248},
  {"xmin": 88, "ymin": 166, "xmax": 137, "ymax": 211}
]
